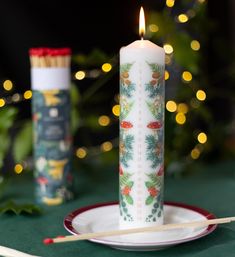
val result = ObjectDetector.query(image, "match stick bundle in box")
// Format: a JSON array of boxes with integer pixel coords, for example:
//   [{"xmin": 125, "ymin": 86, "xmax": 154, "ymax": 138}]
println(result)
[{"xmin": 29, "ymin": 48, "xmax": 73, "ymax": 206}]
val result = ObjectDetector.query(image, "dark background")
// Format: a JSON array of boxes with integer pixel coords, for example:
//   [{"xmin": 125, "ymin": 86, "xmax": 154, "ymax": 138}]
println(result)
[
  {"xmin": 0, "ymin": 0, "xmax": 144, "ymax": 86},
  {"xmin": 0, "ymin": 0, "xmax": 229, "ymax": 84}
]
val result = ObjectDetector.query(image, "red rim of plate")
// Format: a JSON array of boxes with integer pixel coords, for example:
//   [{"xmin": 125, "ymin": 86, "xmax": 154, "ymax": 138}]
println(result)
[{"xmin": 63, "ymin": 201, "xmax": 217, "ymax": 247}]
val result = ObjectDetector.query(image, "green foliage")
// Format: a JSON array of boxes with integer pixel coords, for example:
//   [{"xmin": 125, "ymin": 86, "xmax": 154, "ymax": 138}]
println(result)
[
  {"xmin": 71, "ymin": 83, "xmax": 81, "ymax": 133},
  {"xmin": 0, "ymin": 107, "xmax": 17, "ymax": 130},
  {"xmin": 0, "ymin": 179, "xmax": 42, "ymax": 215},
  {"xmin": 146, "ymin": 195, "xmax": 154, "ymax": 205},
  {"xmin": 145, "ymin": 181, "xmax": 154, "ymax": 188},
  {"xmin": 145, "ymin": 62, "xmax": 164, "ymax": 100},
  {"xmin": 120, "ymin": 101, "xmax": 134, "ymax": 121},
  {"xmin": 146, "ymin": 101, "xmax": 162, "ymax": 120},
  {"xmin": 120, "ymin": 63, "xmax": 134, "ymax": 73},
  {"xmin": 120, "ymin": 63, "xmax": 135, "ymax": 98},
  {"xmin": 120, "ymin": 171, "xmax": 134, "ymax": 219},
  {"xmin": 120, "ymin": 134, "xmax": 134, "ymax": 168},
  {"xmin": 120, "ymin": 172, "xmax": 132, "ymax": 187},
  {"xmin": 147, "ymin": 63, "xmax": 164, "ymax": 73},
  {"xmin": 0, "ymin": 177, "xmax": 8, "ymax": 199},
  {"xmin": 120, "ymin": 83, "xmax": 135, "ymax": 98},
  {"xmin": 72, "ymin": 48, "xmax": 112, "ymax": 68},
  {"xmin": 0, "ymin": 107, "xmax": 17, "ymax": 168},
  {"xmin": 13, "ymin": 121, "xmax": 32, "ymax": 163},
  {"xmin": 145, "ymin": 82, "xmax": 161, "ymax": 98},
  {"xmin": 146, "ymin": 134, "xmax": 163, "ymax": 169},
  {"xmin": 148, "ymin": 10, "xmax": 199, "ymax": 73},
  {"xmin": 126, "ymin": 181, "xmax": 134, "ymax": 188},
  {"xmin": 146, "ymin": 173, "xmax": 162, "ymax": 188},
  {"xmin": 146, "ymin": 194, "xmax": 163, "ymax": 222},
  {"xmin": 119, "ymin": 193, "xmax": 133, "ymax": 221},
  {"xmin": 125, "ymin": 195, "xmax": 133, "ymax": 205}
]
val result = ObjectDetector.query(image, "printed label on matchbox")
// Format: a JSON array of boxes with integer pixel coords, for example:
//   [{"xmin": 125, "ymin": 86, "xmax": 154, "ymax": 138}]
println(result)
[
  {"xmin": 32, "ymin": 89, "xmax": 70, "ymax": 141},
  {"xmin": 40, "ymin": 106, "xmax": 66, "ymax": 140},
  {"xmin": 32, "ymin": 89, "xmax": 73, "ymax": 204}
]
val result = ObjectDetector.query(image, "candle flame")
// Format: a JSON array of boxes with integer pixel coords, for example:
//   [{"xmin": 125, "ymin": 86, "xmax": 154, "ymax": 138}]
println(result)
[{"xmin": 139, "ymin": 7, "xmax": 145, "ymax": 39}]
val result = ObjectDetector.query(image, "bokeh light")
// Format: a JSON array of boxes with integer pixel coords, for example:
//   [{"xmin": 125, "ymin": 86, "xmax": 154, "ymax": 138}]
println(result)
[
  {"xmin": 191, "ymin": 40, "xmax": 200, "ymax": 51},
  {"xmin": 175, "ymin": 113, "xmax": 186, "ymax": 125},
  {"xmin": 165, "ymin": 70, "xmax": 170, "ymax": 80},
  {"xmin": 197, "ymin": 132, "xmax": 207, "ymax": 144},
  {"xmin": 14, "ymin": 164, "xmax": 23, "ymax": 174},
  {"xmin": 196, "ymin": 90, "xmax": 206, "ymax": 101},
  {"xmin": 75, "ymin": 71, "xmax": 86, "ymax": 80},
  {"xmin": 102, "ymin": 63, "xmax": 112, "ymax": 72},
  {"xmin": 149, "ymin": 24, "xmax": 159, "ymax": 32},
  {"xmin": 24, "ymin": 90, "xmax": 32, "ymax": 99},
  {"xmin": 76, "ymin": 148, "xmax": 87, "ymax": 158},
  {"xmin": 112, "ymin": 104, "xmax": 120, "ymax": 117},
  {"xmin": 3, "ymin": 80, "xmax": 13, "ymax": 91},
  {"xmin": 98, "ymin": 115, "xmax": 110, "ymax": 126},
  {"xmin": 178, "ymin": 14, "xmax": 189, "ymax": 23},
  {"xmin": 0, "ymin": 99, "xmax": 5, "ymax": 107},
  {"xmin": 191, "ymin": 148, "xmax": 200, "ymax": 159},
  {"xmin": 166, "ymin": 100, "xmax": 177, "ymax": 112},
  {"xmin": 101, "ymin": 141, "xmax": 113, "ymax": 152},
  {"xmin": 182, "ymin": 71, "xmax": 192, "ymax": 82},
  {"xmin": 164, "ymin": 44, "xmax": 174, "ymax": 54},
  {"xmin": 166, "ymin": 0, "xmax": 175, "ymax": 7}
]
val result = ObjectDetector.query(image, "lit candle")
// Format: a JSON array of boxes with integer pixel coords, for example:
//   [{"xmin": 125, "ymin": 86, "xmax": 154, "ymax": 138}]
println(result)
[{"xmin": 119, "ymin": 7, "xmax": 165, "ymax": 229}]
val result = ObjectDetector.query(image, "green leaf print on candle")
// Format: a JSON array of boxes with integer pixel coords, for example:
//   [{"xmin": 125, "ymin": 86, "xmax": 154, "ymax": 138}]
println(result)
[
  {"xmin": 145, "ymin": 62, "xmax": 164, "ymax": 99},
  {"xmin": 119, "ymin": 167, "xmax": 134, "ymax": 221},
  {"xmin": 145, "ymin": 166, "xmax": 164, "ymax": 222},
  {"xmin": 120, "ymin": 63, "xmax": 135, "ymax": 98}
]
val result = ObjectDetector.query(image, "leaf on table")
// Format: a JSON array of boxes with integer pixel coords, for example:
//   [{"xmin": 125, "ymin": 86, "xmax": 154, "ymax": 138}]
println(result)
[{"xmin": 0, "ymin": 200, "xmax": 42, "ymax": 215}]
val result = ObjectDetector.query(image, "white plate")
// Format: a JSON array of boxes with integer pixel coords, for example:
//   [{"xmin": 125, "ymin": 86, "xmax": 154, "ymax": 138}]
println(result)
[{"xmin": 64, "ymin": 202, "xmax": 217, "ymax": 251}]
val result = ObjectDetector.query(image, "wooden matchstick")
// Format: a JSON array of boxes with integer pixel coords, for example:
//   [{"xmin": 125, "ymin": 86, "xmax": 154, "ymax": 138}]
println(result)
[
  {"xmin": 43, "ymin": 216, "xmax": 235, "ymax": 245},
  {"xmin": 29, "ymin": 48, "xmax": 71, "ymax": 68}
]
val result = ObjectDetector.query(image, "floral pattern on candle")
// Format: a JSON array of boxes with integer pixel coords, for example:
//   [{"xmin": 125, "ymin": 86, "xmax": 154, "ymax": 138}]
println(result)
[
  {"xmin": 145, "ymin": 62, "xmax": 164, "ymax": 98},
  {"xmin": 119, "ymin": 58, "xmax": 164, "ymax": 227},
  {"xmin": 146, "ymin": 131, "xmax": 164, "ymax": 169},
  {"xmin": 120, "ymin": 63, "xmax": 135, "ymax": 97},
  {"xmin": 120, "ymin": 123, "xmax": 134, "ymax": 168},
  {"xmin": 119, "ymin": 96, "xmax": 134, "ymax": 121},
  {"xmin": 145, "ymin": 165, "xmax": 164, "ymax": 222},
  {"xmin": 119, "ymin": 166, "xmax": 134, "ymax": 221},
  {"xmin": 145, "ymin": 62, "xmax": 164, "ymax": 221},
  {"xmin": 119, "ymin": 63, "xmax": 136, "ymax": 220},
  {"xmin": 146, "ymin": 95, "xmax": 164, "ymax": 120}
]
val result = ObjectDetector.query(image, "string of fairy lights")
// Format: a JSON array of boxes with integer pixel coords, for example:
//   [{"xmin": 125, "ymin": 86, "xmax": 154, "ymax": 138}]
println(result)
[{"xmin": 1, "ymin": 0, "xmax": 208, "ymax": 174}]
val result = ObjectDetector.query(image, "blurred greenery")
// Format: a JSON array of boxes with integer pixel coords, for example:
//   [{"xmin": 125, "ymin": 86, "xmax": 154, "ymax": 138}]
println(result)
[{"xmin": 0, "ymin": 107, "xmax": 17, "ymax": 168}]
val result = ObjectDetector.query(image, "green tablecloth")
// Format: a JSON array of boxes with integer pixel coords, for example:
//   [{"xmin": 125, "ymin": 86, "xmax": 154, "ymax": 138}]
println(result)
[{"xmin": 1, "ymin": 161, "xmax": 235, "ymax": 257}]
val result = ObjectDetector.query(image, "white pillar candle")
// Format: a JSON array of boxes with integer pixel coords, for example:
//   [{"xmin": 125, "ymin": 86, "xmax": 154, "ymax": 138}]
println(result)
[{"xmin": 119, "ymin": 7, "xmax": 165, "ymax": 229}]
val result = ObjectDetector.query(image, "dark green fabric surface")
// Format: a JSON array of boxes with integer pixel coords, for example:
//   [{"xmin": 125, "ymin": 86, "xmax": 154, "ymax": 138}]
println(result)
[{"xmin": 1, "ymin": 161, "xmax": 235, "ymax": 257}]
